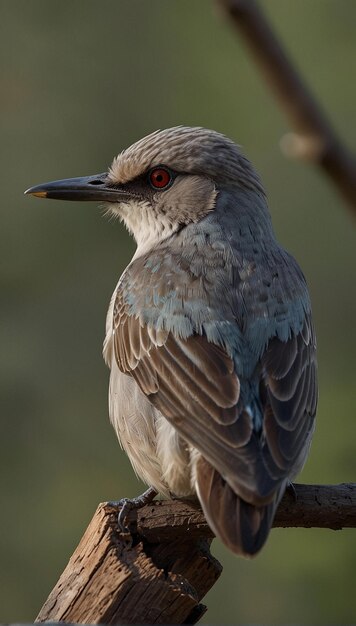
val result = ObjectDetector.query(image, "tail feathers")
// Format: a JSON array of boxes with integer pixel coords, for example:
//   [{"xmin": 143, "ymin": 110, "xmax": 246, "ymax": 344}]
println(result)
[{"xmin": 195, "ymin": 457, "xmax": 283, "ymax": 557}]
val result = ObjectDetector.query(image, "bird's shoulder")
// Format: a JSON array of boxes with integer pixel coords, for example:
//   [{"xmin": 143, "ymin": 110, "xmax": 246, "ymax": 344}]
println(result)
[{"xmin": 112, "ymin": 220, "xmax": 311, "ymax": 365}]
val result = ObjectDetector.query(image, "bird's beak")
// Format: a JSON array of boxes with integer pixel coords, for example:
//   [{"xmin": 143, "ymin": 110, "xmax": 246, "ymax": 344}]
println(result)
[{"xmin": 24, "ymin": 172, "xmax": 133, "ymax": 203}]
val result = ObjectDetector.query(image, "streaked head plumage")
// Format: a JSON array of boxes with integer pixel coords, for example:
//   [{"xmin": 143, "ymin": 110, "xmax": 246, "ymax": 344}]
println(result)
[
  {"xmin": 105, "ymin": 126, "xmax": 266, "ymax": 254},
  {"xmin": 108, "ymin": 126, "xmax": 264, "ymax": 195}
]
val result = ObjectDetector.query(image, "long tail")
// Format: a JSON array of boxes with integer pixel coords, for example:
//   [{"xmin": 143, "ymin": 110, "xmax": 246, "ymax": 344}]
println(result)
[{"xmin": 195, "ymin": 457, "xmax": 284, "ymax": 557}]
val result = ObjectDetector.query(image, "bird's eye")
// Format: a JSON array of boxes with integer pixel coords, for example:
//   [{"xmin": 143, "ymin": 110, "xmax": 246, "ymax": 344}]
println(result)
[{"xmin": 149, "ymin": 167, "xmax": 172, "ymax": 190}]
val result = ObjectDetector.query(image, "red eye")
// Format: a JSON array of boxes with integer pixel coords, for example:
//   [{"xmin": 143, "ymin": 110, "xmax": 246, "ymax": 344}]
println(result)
[{"xmin": 149, "ymin": 167, "xmax": 172, "ymax": 189}]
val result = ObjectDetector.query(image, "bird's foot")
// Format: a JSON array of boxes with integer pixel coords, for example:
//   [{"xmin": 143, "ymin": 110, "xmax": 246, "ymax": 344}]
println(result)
[
  {"xmin": 108, "ymin": 487, "xmax": 158, "ymax": 533},
  {"xmin": 286, "ymin": 481, "xmax": 297, "ymax": 502}
]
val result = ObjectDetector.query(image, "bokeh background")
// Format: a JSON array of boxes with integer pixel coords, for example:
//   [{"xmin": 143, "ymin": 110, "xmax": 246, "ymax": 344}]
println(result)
[{"xmin": 1, "ymin": 0, "xmax": 355, "ymax": 623}]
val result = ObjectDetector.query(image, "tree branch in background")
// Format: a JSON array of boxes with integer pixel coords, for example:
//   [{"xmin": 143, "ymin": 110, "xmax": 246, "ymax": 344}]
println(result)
[
  {"xmin": 36, "ymin": 483, "xmax": 356, "ymax": 625},
  {"xmin": 218, "ymin": 0, "xmax": 356, "ymax": 215}
]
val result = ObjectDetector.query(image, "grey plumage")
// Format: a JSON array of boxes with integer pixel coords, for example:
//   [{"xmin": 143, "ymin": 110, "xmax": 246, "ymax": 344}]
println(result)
[{"xmin": 25, "ymin": 126, "xmax": 318, "ymax": 557}]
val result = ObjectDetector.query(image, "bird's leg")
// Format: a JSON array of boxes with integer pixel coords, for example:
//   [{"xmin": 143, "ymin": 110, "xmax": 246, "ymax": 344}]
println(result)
[{"xmin": 109, "ymin": 486, "xmax": 158, "ymax": 533}]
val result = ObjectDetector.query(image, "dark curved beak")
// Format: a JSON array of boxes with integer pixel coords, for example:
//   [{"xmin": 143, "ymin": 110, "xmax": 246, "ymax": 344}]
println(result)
[{"xmin": 25, "ymin": 172, "xmax": 133, "ymax": 202}]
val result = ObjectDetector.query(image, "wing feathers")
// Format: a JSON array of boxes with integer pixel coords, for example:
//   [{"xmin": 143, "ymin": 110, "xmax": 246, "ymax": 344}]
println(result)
[
  {"xmin": 165, "ymin": 338, "xmax": 239, "ymax": 410},
  {"xmin": 262, "ymin": 318, "xmax": 317, "ymax": 476},
  {"xmin": 262, "ymin": 334, "xmax": 298, "ymax": 379},
  {"xmin": 112, "ymin": 290, "xmax": 317, "ymax": 556}
]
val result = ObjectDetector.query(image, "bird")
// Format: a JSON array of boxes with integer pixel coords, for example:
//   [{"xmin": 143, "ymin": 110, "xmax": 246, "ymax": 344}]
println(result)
[{"xmin": 25, "ymin": 126, "xmax": 317, "ymax": 557}]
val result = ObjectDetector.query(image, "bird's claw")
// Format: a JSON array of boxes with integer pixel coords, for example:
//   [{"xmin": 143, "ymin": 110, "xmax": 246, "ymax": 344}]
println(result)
[
  {"xmin": 108, "ymin": 487, "xmax": 158, "ymax": 534},
  {"xmin": 117, "ymin": 498, "xmax": 132, "ymax": 533}
]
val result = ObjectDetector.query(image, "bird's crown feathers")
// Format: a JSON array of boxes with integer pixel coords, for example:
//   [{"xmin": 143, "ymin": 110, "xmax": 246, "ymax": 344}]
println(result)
[{"xmin": 108, "ymin": 126, "xmax": 264, "ymax": 195}]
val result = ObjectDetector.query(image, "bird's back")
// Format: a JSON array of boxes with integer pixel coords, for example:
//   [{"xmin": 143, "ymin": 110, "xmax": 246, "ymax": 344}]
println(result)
[{"xmin": 106, "ymin": 187, "xmax": 317, "ymax": 556}]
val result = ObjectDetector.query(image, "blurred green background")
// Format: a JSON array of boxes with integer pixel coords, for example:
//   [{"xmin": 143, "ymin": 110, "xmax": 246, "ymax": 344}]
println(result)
[{"xmin": 1, "ymin": 0, "xmax": 355, "ymax": 623}]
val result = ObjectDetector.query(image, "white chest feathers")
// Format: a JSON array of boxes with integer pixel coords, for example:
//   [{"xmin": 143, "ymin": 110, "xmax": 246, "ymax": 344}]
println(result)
[{"xmin": 107, "ymin": 199, "xmax": 180, "ymax": 259}]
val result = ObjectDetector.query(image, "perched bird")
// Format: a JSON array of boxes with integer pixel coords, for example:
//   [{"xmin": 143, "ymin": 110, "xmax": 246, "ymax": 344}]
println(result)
[{"xmin": 25, "ymin": 126, "xmax": 317, "ymax": 557}]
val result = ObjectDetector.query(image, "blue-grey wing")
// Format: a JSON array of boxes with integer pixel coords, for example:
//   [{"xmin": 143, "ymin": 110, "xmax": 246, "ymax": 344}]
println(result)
[{"xmin": 113, "ymin": 289, "xmax": 317, "ymax": 506}]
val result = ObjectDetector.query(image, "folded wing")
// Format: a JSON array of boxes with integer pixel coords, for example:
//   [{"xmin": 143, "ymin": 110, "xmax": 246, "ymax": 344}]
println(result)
[{"xmin": 113, "ymin": 290, "xmax": 317, "ymax": 555}]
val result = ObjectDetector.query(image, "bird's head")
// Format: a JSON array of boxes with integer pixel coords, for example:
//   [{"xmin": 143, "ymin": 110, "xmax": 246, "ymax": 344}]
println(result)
[{"xmin": 25, "ymin": 126, "xmax": 265, "ymax": 253}]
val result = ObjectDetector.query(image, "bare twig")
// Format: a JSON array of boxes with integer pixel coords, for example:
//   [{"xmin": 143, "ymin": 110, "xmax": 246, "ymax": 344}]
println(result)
[{"xmin": 218, "ymin": 0, "xmax": 356, "ymax": 214}]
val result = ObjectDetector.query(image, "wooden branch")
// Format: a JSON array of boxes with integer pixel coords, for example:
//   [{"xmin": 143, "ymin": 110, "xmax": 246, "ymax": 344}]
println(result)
[
  {"xmin": 127, "ymin": 482, "xmax": 356, "ymax": 541},
  {"xmin": 36, "ymin": 483, "xmax": 355, "ymax": 625},
  {"xmin": 218, "ymin": 0, "xmax": 356, "ymax": 214},
  {"xmin": 36, "ymin": 501, "xmax": 222, "ymax": 625}
]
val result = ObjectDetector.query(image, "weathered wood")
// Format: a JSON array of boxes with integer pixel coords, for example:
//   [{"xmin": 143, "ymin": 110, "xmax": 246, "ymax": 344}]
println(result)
[
  {"xmin": 36, "ymin": 483, "xmax": 356, "ymax": 625},
  {"xmin": 126, "ymin": 483, "xmax": 356, "ymax": 543},
  {"xmin": 35, "ymin": 501, "xmax": 221, "ymax": 625},
  {"xmin": 274, "ymin": 482, "xmax": 356, "ymax": 529}
]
